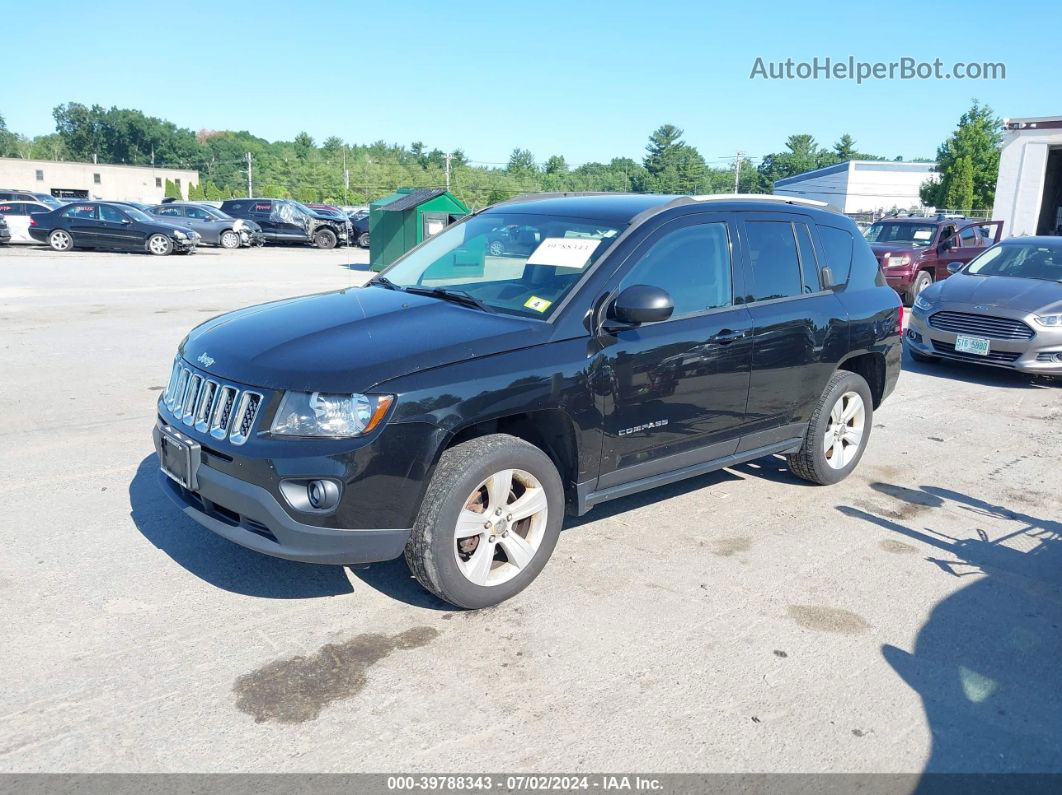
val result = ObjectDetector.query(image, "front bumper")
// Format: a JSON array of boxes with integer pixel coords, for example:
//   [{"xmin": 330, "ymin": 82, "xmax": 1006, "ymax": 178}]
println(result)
[
  {"xmin": 153, "ymin": 420, "xmax": 411, "ymax": 564},
  {"xmin": 907, "ymin": 308, "xmax": 1062, "ymax": 375},
  {"xmin": 882, "ymin": 265, "xmax": 915, "ymax": 293},
  {"xmin": 241, "ymin": 229, "xmax": 265, "ymax": 247}
]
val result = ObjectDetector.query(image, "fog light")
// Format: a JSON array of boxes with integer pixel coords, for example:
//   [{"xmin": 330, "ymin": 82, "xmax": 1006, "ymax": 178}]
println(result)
[
  {"xmin": 906, "ymin": 328, "xmax": 923, "ymax": 343},
  {"xmin": 307, "ymin": 480, "xmax": 339, "ymax": 510}
]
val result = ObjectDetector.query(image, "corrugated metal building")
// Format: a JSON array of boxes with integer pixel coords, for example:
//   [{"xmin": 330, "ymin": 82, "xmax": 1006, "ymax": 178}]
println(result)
[
  {"xmin": 992, "ymin": 115, "xmax": 1062, "ymax": 237},
  {"xmin": 773, "ymin": 160, "xmax": 936, "ymax": 214}
]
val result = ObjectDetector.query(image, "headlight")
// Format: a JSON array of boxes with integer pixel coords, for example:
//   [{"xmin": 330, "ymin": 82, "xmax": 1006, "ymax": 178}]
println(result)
[
  {"xmin": 233, "ymin": 219, "xmax": 245, "ymax": 231},
  {"xmin": 1034, "ymin": 314, "xmax": 1062, "ymax": 327},
  {"xmin": 886, "ymin": 254, "xmax": 911, "ymax": 267},
  {"xmin": 270, "ymin": 391, "xmax": 394, "ymax": 437},
  {"xmin": 173, "ymin": 229, "xmax": 187, "ymax": 239},
  {"xmin": 913, "ymin": 294, "xmax": 934, "ymax": 312}
]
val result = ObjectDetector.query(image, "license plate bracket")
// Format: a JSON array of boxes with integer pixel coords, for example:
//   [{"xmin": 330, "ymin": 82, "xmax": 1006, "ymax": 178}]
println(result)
[
  {"xmin": 159, "ymin": 426, "xmax": 201, "ymax": 490},
  {"xmin": 954, "ymin": 334, "xmax": 991, "ymax": 356}
]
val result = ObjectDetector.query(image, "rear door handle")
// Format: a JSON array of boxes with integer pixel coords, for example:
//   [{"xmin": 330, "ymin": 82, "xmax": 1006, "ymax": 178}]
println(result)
[{"xmin": 710, "ymin": 328, "xmax": 749, "ymax": 345}]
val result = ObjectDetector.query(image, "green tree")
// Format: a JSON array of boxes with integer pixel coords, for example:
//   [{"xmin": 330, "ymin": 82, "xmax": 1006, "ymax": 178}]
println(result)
[
  {"xmin": 833, "ymin": 134, "xmax": 857, "ymax": 160},
  {"xmin": 919, "ymin": 101, "xmax": 1002, "ymax": 211},
  {"xmin": 187, "ymin": 181, "xmax": 204, "ymax": 200},
  {"xmin": 506, "ymin": 148, "xmax": 537, "ymax": 174},
  {"xmin": 293, "ymin": 132, "xmax": 315, "ymax": 160},
  {"xmin": 643, "ymin": 125, "xmax": 707, "ymax": 192},
  {"xmin": 163, "ymin": 178, "xmax": 182, "ymax": 199}
]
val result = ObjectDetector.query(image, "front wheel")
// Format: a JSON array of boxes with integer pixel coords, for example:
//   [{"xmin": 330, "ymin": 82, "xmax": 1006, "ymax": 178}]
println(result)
[
  {"xmin": 357, "ymin": 232, "xmax": 370, "ymax": 248},
  {"xmin": 314, "ymin": 228, "xmax": 337, "ymax": 249},
  {"xmin": 219, "ymin": 229, "xmax": 241, "ymax": 249},
  {"xmin": 405, "ymin": 434, "xmax": 564, "ymax": 609},
  {"xmin": 905, "ymin": 271, "xmax": 932, "ymax": 305},
  {"xmin": 488, "ymin": 239, "xmax": 505, "ymax": 256},
  {"xmin": 49, "ymin": 229, "xmax": 73, "ymax": 252},
  {"xmin": 147, "ymin": 234, "xmax": 173, "ymax": 256},
  {"xmin": 786, "ymin": 370, "xmax": 873, "ymax": 485}
]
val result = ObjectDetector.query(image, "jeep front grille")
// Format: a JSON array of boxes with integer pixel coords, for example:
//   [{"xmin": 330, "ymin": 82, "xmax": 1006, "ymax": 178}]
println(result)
[{"xmin": 162, "ymin": 360, "xmax": 263, "ymax": 445}]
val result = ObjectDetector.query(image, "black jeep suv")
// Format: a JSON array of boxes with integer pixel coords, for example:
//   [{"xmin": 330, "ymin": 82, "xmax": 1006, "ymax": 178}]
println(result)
[
  {"xmin": 154, "ymin": 193, "xmax": 901, "ymax": 608},
  {"xmin": 219, "ymin": 198, "xmax": 350, "ymax": 248}
]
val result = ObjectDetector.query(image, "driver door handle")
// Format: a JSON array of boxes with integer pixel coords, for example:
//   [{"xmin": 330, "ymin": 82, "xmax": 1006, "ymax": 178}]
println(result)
[{"xmin": 710, "ymin": 328, "xmax": 749, "ymax": 345}]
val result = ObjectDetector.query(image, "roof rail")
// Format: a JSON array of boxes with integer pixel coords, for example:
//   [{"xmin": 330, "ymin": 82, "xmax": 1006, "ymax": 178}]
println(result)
[{"xmin": 691, "ymin": 193, "xmax": 832, "ymax": 209}]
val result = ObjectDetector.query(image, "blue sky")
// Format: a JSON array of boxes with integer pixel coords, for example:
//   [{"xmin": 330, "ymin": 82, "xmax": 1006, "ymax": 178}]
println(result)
[{"xmin": 3, "ymin": 0, "xmax": 1055, "ymax": 168}]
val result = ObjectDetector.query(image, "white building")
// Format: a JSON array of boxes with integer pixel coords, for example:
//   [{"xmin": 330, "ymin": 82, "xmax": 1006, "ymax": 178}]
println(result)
[
  {"xmin": 0, "ymin": 157, "xmax": 198, "ymax": 203},
  {"xmin": 773, "ymin": 160, "xmax": 936, "ymax": 214},
  {"xmin": 992, "ymin": 116, "xmax": 1062, "ymax": 237}
]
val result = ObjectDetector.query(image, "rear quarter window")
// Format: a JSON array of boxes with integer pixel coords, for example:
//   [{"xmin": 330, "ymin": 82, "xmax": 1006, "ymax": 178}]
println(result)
[{"xmin": 815, "ymin": 225, "xmax": 854, "ymax": 285}]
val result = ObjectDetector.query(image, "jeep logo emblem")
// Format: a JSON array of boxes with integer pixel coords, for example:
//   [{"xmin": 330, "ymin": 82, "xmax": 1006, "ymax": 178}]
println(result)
[{"xmin": 197, "ymin": 352, "xmax": 215, "ymax": 368}]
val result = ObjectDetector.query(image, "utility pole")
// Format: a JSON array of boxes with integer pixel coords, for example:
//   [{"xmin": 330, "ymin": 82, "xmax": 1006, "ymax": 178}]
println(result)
[
  {"xmin": 343, "ymin": 148, "xmax": 350, "ymax": 196},
  {"xmin": 733, "ymin": 151, "xmax": 743, "ymax": 193},
  {"xmin": 246, "ymin": 152, "xmax": 253, "ymax": 197},
  {"xmin": 445, "ymin": 152, "xmax": 453, "ymax": 192}
]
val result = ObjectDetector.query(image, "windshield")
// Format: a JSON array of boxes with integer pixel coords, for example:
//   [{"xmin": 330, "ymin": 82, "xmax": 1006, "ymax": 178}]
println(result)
[
  {"xmin": 199, "ymin": 205, "xmax": 228, "ymax": 219},
  {"xmin": 124, "ymin": 207, "xmax": 155, "ymax": 223},
  {"xmin": 864, "ymin": 222, "xmax": 937, "ymax": 247},
  {"xmin": 966, "ymin": 243, "xmax": 1062, "ymax": 282},
  {"xmin": 36, "ymin": 194, "xmax": 63, "ymax": 210},
  {"xmin": 379, "ymin": 213, "xmax": 622, "ymax": 319}
]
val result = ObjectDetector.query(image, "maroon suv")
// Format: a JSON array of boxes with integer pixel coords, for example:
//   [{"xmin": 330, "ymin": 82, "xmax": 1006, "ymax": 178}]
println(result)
[{"xmin": 865, "ymin": 216, "xmax": 1003, "ymax": 305}]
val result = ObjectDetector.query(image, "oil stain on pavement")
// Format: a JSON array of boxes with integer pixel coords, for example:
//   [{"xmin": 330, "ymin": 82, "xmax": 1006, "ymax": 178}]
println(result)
[
  {"xmin": 710, "ymin": 536, "xmax": 751, "ymax": 557},
  {"xmin": 787, "ymin": 605, "xmax": 870, "ymax": 635},
  {"xmin": 234, "ymin": 627, "xmax": 439, "ymax": 724}
]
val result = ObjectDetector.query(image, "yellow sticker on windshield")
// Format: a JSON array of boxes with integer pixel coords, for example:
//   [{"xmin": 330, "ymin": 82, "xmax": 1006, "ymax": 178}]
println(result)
[{"xmin": 524, "ymin": 296, "xmax": 552, "ymax": 313}]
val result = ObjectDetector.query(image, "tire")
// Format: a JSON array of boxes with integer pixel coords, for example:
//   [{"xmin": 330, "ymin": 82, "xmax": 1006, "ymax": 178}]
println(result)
[
  {"xmin": 405, "ymin": 434, "xmax": 564, "ymax": 609},
  {"xmin": 786, "ymin": 370, "xmax": 874, "ymax": 486},
  {"xmin": 219, "ymin": 229, "xmax": 240, "ymax": 249},
  {"xmin": 488, "ymin": 239, "xmax": 505, "ymax": 256},
  {"xmin": 908, "ymin": 346, "xmax": 939, "ymax": 363},
  {"xmin": 48, "ymin": 229, "xmax": 73, "ymax": 252},
  {"xmin": 357, "ymin": 232, "xmax": 370, "ymax": 248},
  {"xmin": 904, "ymin": 271, "xmax": 932, "ymax": 305},
  {"xmin": 147, "ymin": 234, "xmax": 173, "ymax": 256},
  {"xmin": 314, "ymin": 228, "xmax": 337, "ymax": 249}
]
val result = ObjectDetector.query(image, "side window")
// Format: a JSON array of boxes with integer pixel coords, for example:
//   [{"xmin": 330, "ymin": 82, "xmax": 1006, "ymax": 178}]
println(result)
[
  {"xmin": 0, "ymin": 204, "xmax": 20, "ymax": 215},
  {"xmin": 744, "ymin": 221, "xmax": 803, "ymax": 301},
  {"xmin": 794, "ymin": 223, "xmax": 821, "ymax": 293},
  {"xmin": 185, "ymin": 207, "xmax": 211, "ymax": 220},
  {"xmin": 960, "ymin": 226, "xmax": 978, "ymax": 246},
  {"xmin": 99, "ymin": 204, "xmax": 127, "ymax": 223},
  {"xmin": 251, "ymin": 201, "xmax": 273, "ymax": 217},
  {"xmin": 28, "ymin": 204, "xmax": 50, "ymax": 215},
  {"xmin": 620, "ymin": 222, "xmax": 732, "ymax": 318},
  {"xmin": 816, "ymin": 225, "xmax": 854, "ymax": 285},
  {"xmin": 156, "ymin": 206, "xmax": 183, "ymax": 217},
  {"xmin": 63, "ymin": 205, "xmax": 97, "ymax": 220}
]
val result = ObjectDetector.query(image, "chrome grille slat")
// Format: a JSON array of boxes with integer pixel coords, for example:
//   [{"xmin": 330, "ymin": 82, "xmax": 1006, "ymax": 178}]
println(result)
[
  {"xmin": 161, "ymin": 361, "xmax": 265, "ymax": 445},
  {"xmin": 928, "ymin": 311, "xmax": 1034, "ymax": 340}
]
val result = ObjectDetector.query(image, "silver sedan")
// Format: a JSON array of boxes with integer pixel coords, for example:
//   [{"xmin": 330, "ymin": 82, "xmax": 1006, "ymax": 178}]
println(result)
[
  {"xmin": 906, "ymin": 236, "xmax": 1062, "ymax": 376},
  {"xmin": 148, "ymin": 203, "xmax": 264, "ymax": 248}
]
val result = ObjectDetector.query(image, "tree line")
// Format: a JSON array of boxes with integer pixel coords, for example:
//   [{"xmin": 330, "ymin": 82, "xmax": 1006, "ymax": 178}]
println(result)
[{"xmin": 0, "ymin": 102, "xmax": 1000, "ymax": 211}]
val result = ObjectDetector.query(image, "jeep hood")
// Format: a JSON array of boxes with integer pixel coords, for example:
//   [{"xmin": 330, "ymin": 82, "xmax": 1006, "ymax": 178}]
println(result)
[
  {"xmin": 929, "ymin": 272, "xmax": 1062, "ymax": 314},
  {"xmin": 180, "ymin": 286, "xmax": 548, "ymax": 392}
]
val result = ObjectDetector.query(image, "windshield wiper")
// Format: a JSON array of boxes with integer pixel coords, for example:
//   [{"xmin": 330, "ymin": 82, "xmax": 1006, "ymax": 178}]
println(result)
[
  {"xmin": 405, "ymin": 285, "xmax": 495, "ymax": 313},
  {"xmin": 368, "ymin": 275, "xmax": 402, "ymax": 291}
]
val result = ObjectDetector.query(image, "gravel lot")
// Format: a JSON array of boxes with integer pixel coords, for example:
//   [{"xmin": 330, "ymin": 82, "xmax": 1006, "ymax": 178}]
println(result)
[{"xmin": 1, "ymin": 244, "xmax": 1059, "ymax": 774}]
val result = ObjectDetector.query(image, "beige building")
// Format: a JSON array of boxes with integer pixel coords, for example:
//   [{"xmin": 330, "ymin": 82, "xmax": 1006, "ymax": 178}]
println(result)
[
  {"xmin": 0, "ymin": 157, "xmax": 198, "ymax": 203},
  {"xmin": 773, "ymin": 160, "xmax": 936, "ymax": 214}
]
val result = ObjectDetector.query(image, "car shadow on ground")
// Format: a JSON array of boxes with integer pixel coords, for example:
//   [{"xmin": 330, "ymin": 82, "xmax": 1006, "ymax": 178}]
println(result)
[
  {"xmin": 902, "ymin": 347, "xmax": 1060, "ymax": 389},
  {"xmin": 838, "ymin": 485, "xmax": 1062, "ymax": 775},
  {"xmin": 128, "ymin": 455, "xmax": 354, "ymax": 599}
]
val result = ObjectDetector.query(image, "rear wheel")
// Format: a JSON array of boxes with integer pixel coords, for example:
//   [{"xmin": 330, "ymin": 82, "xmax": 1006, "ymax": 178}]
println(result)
[
  {"xmin": 314, "ymin": 228, "xmax": 337, "ymax": 249},
  {"xmin": 405, "ymin": 434, "xmax": 564, "ymax": 609},
  {"xmin": 48, "ymin": 229, "xmax": 73, "ymax": 252},
  {"xmin": 219, "ymin": 229, "xmax": 240, "ymax": 249},
  {"xmin": 147, "ymin": 234, "xmax": 173, "ymax": 256},
  {"xmin": 488, "ymin": 239, "xmax": 505, "ymax": 256},
  {"xmin": 357, "ymin": 232, "xmax": 370, "ymax": 248},
  {"xmin": 787, "ymin": 371, "xmax": 873, "ymax": 485},
  {"xmin": 905, "ymin": 271, "xmax": 932, "ymax": 305}
]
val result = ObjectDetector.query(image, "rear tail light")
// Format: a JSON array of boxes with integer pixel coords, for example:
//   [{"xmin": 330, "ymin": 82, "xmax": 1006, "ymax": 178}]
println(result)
[
  {"xmin": 896, "ymin": 304, "xmax": 904, "ymax": 334},
  {"xmin": 29, "ymin": 217, "xmax": 37, "ymax": 226}
]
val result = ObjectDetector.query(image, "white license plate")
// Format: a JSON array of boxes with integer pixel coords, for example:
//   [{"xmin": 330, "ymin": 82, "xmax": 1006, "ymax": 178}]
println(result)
[{"xmin": 954, "ymin": 334, "xmax": 990, "ymax": 356}]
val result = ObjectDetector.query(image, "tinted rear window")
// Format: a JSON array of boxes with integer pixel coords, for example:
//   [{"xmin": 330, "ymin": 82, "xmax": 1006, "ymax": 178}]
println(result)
[
  {"xmin": 816, "ymin": 225, "xmax": 853, "ymax": 285},
  {"xmin": 744, "ymin": 220, "xmax": 803, "ymax": 302}
]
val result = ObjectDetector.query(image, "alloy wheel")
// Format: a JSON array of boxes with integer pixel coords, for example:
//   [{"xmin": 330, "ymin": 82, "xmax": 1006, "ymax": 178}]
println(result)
[
  {"xmin": 453, "ymin": 468, "xmax": 548, "ymax": 587},
  {"xmin": 50, "ymin": 230, "xmax": 71, "ymax": 251},
  {"xmin": 824, "ymin": 391, "xmax": 865, "ymax": 469}
]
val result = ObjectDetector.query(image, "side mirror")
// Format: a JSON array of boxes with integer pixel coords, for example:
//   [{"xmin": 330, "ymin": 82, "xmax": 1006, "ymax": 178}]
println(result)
[
  {"xmin": 946, "ymin": 261, "xmax": 964, "ymax": 274},
  {"xmin": 607, "ymin": 284, "xmax": 674, "ymax": 328}
]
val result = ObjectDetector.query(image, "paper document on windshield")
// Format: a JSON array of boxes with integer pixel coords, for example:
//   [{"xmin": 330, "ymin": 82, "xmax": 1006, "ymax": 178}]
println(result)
[
  {"xmin": 913, "ymin": 230, "xmax": 932, "ymax": 240},
  {"xmin": 526, "ymin": 237, "xmax": 602, "ymax": 268}
]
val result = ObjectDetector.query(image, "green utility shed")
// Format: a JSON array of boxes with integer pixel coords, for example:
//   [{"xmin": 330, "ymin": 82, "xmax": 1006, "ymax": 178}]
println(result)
[{"xmin": 369, "ymin": 188, "xmax": 469, "ymax": 271}]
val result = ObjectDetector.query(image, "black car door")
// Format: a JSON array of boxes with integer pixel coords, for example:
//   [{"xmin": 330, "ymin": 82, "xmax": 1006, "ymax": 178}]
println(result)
[
  {"xmin": 735, "ymin": 214, "xmax": 848, "ymax": 447},
  {"xmin": 98, "ymin": 204, "xmax": 141, "ymax": 250},
  {"xmin": 64, "ymin": 204, "xmax": 101, "ymax": 247},
  {"xmin": 249, "ymin": 201, "xmax": 278, "ymax": 240},
  {"xmin": 593, "ymin": 213, "xmax": 754, "ymax": 491}
]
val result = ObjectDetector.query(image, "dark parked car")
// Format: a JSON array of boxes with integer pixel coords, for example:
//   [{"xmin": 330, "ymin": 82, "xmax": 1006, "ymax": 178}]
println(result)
[
  {"xmin": 29, "ymin": 201, "xmax": 200, "ymax": 255},
  {"xmin": 153, "ymin": 194, "xmax": 901, "ymax": 608},
  {"xmin": 906, "ymin": 237, "xmax": 1062, "ymax": 376},
  {"xmin": 349, "ymin": 211, "xmax": 370, "ymax": 248},
  {"xmin": 149, "ymin": 202, "xmax": 264, "ymax": 248},
  {"xmin": 486, "ymin": 223, "xmax": 542, "ymax": 256},
  {"xmin": 0, "ymin": 189, "xmax": 64, "ymax": 211},
  {"xmin": 0, "ymin": 216, "xmax": 10, "ymax": 245},
  {"xmin": 219, "ymin": 198, "xmax": 349, "ymax": 248},
  {"xmin": 865, "ymin": 215, "xmax": 1002, "ymax": 305},
  {"xmin": 306, "ymin": 204, "xmax": 354, "ymax": 246}
]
